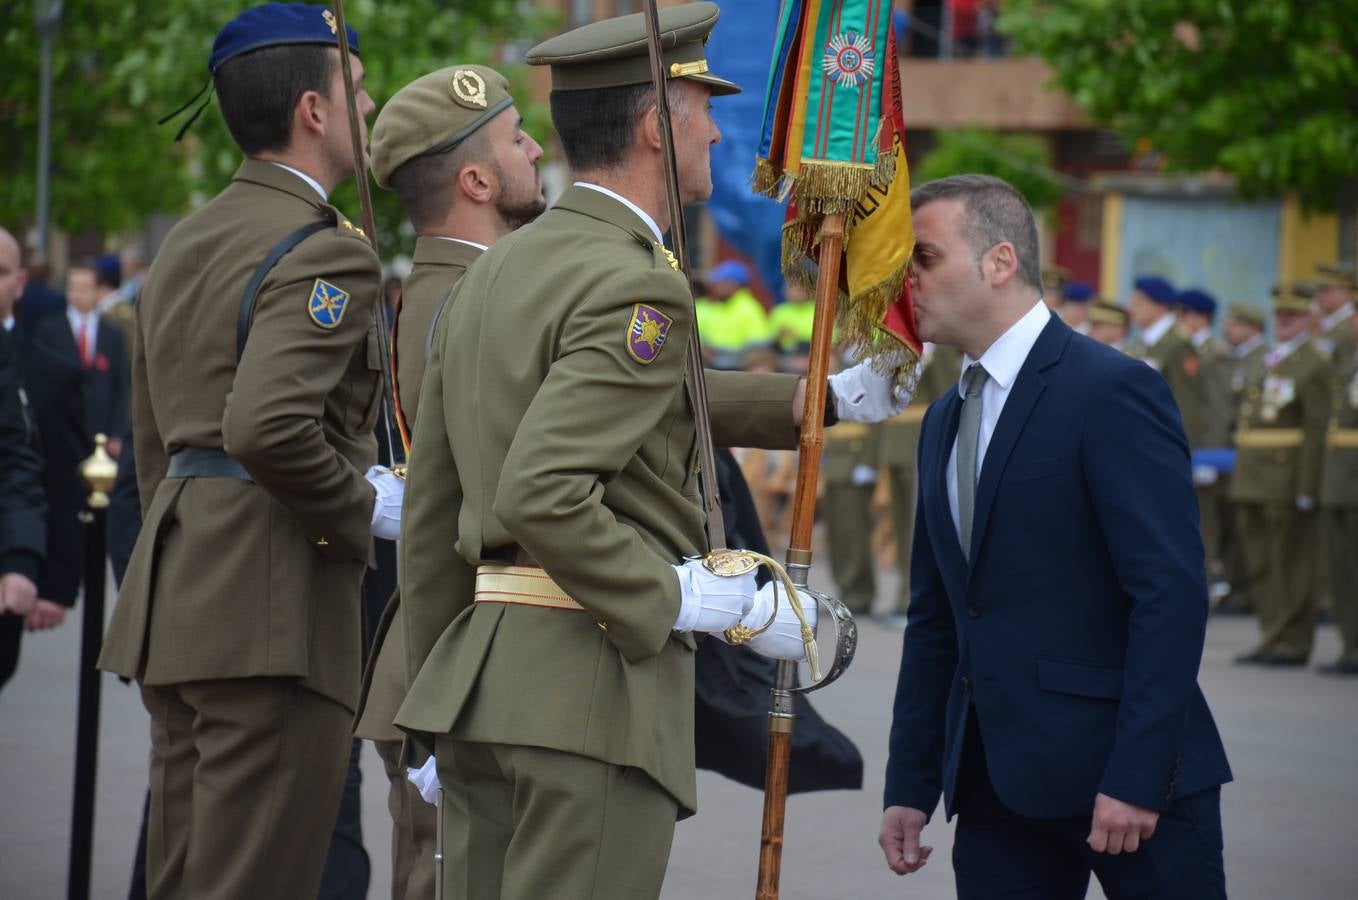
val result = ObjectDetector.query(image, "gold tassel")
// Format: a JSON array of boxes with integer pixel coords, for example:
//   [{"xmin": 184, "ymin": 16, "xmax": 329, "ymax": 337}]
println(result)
[{"xmin": 752, "ymin": 157, "xmax": 784, "ymax": 198}]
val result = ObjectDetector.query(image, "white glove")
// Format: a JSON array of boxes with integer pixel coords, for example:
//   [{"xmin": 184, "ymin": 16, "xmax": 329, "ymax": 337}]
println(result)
[
  {"xmin": 1296, "ymin": 495, "xmax": 1316, "ymax": 512},
  {"xmin": 719, "ymin": 581, "xmax": 818, "ymax": 660},
  {"xmin": 366, "ymin": 465, "xmax": 404, "ymax": 540},
  {"xmin": 850, "ymin": 464, "xmax": 878, "ymax": 487},
  {"xmin": 406, "ymin": 756, "xmax": 440, "ymax": 806},
  {"xmin": 672, "ymin": 559, "xmax": 758, "ymax": 633},
  {"xmin": 827, "ymin": 359, "xmax": 912, "ymax": 423},
  {"xmin": 1191, "ymin": 464, "xmax": 1219, "ymax": 487}
]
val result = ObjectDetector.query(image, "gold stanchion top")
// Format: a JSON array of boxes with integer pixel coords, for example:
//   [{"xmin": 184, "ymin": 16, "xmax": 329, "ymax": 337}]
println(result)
[{"xmin": 80, "ymin": 434, "xmax": 118, "ymax": 510}]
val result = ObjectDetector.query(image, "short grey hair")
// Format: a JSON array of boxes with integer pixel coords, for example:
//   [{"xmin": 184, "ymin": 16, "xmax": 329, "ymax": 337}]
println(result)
[{"xmin": 910, "ymin": 174, "xmax": 1042, "ymax": 293}]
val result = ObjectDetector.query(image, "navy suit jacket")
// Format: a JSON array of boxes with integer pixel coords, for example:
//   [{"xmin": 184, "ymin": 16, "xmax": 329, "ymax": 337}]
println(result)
[
  {"xmin": 884, "ymin": 314, "xmax": 1231, "ymax": 821},
  {"xmin": 33, "ymin": 314, "xmax": 128, "ymax": 445}
]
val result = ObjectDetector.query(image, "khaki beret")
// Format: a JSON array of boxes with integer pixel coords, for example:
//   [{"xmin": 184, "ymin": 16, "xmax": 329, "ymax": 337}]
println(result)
[
  {"xmin": 1314, "ymin": 261, "xmax": 1357, "ymax": 288},
  {"xmin": 1225, "ymin": 302, "xmax": 1265, "ymax": 328},
  {"xmin": 1088, "ymin": 300, "xmax": 1128, "ymax": 327},
  {"xmin": 370, "ymin": 65, "xmax": 514, "ymax": 189},
  {"xmin": 526, "ymin": 1, "xmax": 738, "ymax": 96}
]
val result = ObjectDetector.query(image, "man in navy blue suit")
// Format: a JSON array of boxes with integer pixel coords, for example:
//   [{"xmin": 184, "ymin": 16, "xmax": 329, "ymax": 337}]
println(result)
[{"xmin": 878, "ymin": 175, "xmax": 1231, "ymax": 899}]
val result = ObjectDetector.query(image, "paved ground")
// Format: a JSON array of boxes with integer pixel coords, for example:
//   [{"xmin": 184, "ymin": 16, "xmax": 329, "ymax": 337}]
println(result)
[{"xmin": 2, "ymin": 565, "xmax": 1356, "ymax": 899}]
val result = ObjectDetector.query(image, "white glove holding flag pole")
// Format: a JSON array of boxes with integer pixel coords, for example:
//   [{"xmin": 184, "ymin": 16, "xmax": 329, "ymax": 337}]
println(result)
[
  {"xmin": 672, "ymin": 559, "xmax": 758, "ymax": 633},
  {"xmin": 828, "ymin": 359, "xmax": 913, "ymax": 422},
  {"xmin": 366, "ymin": 465, "xmax": 404, "ymax": 540},
  {"xmin": 719, "ymin": 580, "xmax": 819, "ymax": 661},
  {"xmin": 407, "ymin": 757, "xmax": 440, "ymax": 806}
]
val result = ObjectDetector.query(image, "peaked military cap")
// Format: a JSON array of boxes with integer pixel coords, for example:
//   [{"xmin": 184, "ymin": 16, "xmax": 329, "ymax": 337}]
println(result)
[
  {"xmin": 1315, "ymin": 261, "xmax": 1357, "ymax": 288},
  {"xmin": 1133, "ymin": 275, "xmax": 1176, "ymax": 305},
  {"xmin": 1088, "ymin": 300, "xmax": 1129, "ymax": 327},
  {"xmin": 1177, "ymin": 287, "xmax": 1217, "ymax": 316},
  {"xmin": 1226, "ymin": 302, "xmax": 1265, "ymax": 328},
  {"xmin": 526, "ymin": 1, "xmax": 739, "ymax": 96},
  {"xmin": 210, "ymin": 3, "xmax": 359, "ymax": 73},
  {"xmin": 1041, "ymin": 265, "xmax": 1070, "ymax": 291},
  {"xmin": 1271, "ymin": 283, "xmax": 1314, "ymax": 314},
  {"xmin": 370, "ymin": 65, "xmax": 514, "ymax": 189}
]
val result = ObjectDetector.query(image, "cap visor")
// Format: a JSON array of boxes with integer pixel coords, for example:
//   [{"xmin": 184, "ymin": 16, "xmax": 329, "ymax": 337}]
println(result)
[{"xmin": 685, "ymin": 71, "xmax": 741, "ymax": 96}]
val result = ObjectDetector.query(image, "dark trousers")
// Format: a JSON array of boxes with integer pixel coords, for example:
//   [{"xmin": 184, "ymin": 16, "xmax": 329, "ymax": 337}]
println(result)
[{"xmin": 953, "ymin": 711, "xmax": 1226, "ymax": 900}]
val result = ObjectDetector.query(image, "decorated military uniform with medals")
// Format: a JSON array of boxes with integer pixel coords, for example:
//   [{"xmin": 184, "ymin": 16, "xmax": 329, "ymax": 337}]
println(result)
[
  {"xmin": 355, "ymin": 62, "xmax": 530, "ymax": 900},
  {"xmin": 1231, "ymin": 284, "xmax": 1333, "ymax": 666},
  {"xmin": 96, "ymin": 7, "xmax": 402, "ymax": 898},
  {"xmin": 393, "ymin": 5, "xmax": 908, "ymax": 897}
]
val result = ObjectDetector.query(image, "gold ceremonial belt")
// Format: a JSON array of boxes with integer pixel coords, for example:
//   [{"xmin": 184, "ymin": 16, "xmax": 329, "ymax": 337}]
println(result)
[
  {"xmin": 474, "ymin": 565, "xmax": 585, "ymax": 612},
  {"xmin": 1234, "ymin": 429, "xmax": 1304, "ymax": 449},
  {"xmin": 1327, "ymin": 428, "xmax": 1358, "ymax": 449}
]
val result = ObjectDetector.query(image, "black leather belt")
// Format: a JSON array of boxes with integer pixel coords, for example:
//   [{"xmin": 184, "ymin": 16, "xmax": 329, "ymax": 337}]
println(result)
[{"xmin": 166, "ymin": 447, "xmax": 252, "ymax": 482}]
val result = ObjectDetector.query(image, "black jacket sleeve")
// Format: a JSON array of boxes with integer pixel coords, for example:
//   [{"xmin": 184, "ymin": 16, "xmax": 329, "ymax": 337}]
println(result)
[{"xmin": 0, "ymin": 328, "xmax": 47, "ymax": 579}]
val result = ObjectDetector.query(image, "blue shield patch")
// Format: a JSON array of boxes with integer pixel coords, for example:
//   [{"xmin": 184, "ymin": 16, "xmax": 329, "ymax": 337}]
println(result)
[{"xmin": 308, "ymin": 279, "xmax": 349, "ymax": 330}]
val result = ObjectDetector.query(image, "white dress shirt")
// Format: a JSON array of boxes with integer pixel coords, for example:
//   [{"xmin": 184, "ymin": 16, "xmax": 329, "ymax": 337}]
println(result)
[
  {"xmin": 1320, "ymin": 303, "xmax": 1354, "ymax": 335},
  {"xmin": 574, "ymin": 182, "xmax": 664, "ymax": 243},
  {"xmin": 1232, "ymin": 333, "xmax": 1264, "ymax": 360},
  {"xmin": 433, "ymin": 237, "xmax": 489, "ymax": 252},
  {"xmin": 271, "ymin": 162, "xmax": 328, "ymax": 201},
  {"xmin": 1139, "ymin": 311, "xmax": 1177, "ymax": 349},
  {"xmin": 67, "ymin": 306, "xmax": 99, "ymax": 366},
  {"xmin": 946, "ymin": 300, "xmax": 1052, "ymax": 541}
]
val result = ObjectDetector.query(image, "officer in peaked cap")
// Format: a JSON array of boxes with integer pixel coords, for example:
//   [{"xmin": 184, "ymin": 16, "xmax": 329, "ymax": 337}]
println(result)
[
  {"xmin": 1088, "ymin": 299, "xmax": 1130, "ymax": 350},
  {"xmin": 391, "ymin": 4, "xmax": 911, "ymax": 897},
  {"xmin": 1231, "ymin": 284, "xmax": 1333, "ymax": 666},
  {"xmin": 96, "ymin": 6, "xmax": 405, "ymax": 898},
  {"xmin": 1313, "ymin": 262, "xmax": 1356, "ymax": 360},
  {"xmin": 355, "ymin": 62, "xmax": 545, "ymax": 900}
]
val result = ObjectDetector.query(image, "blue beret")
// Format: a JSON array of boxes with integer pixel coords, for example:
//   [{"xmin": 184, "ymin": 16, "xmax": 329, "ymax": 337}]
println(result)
[
  {"xmin": 1063, "ymin": 281, "xmax": 1094, "ymax": 302},
  {"xmin": 710, "ymin": 260, "xmax": 751, "ymax": 286},
  {"xmin": 95, "ymin": 254, "xmax": 122, "ymax": 282},
  {"xmin": 1133, "ymin": 276, "xmax": 1176, "ymax": 304},
  {"xmin": 1177, "ymin": 287, "xmax": 1217, "ymax": 316},
  {"xmin": 210, "ymin": 4, "xmax": 360, "ymax": 73}
]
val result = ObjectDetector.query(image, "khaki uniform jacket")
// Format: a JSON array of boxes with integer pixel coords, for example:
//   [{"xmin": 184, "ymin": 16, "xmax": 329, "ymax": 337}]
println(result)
[
  {"xmin": 1129, "ymin": 326, "xmax": 1207, "ymax": 448},
  {"xmin": 1321, "ymin": 347, "xmax": 1358, "ymax": 508},
  {"xmin": 98, "ymin": 160, "xmax": 382, "ymax": 711},
  {"xmin": 393, "ymin": 186, "xmax": 800, "ymax": 815},
  {"xmin": 1320, "ymin": 307, "xmax": 1355, "ymax": 361},
  {"xmin": 823, "ymin": 422, "xmax": 880, "ymax": 485},
  {"xmin": 1196, "ymin": 335, "xmax": 1233, "ymax": 448},
  {"xmin": 355, "ymin": 236, "xmax": 480, "ymax": 742},
  {"xmin": 1230, "ymin": 339, "xmax": 1332, "ymax": 505},
  {"xmin": 878, "ymin": 344, "xmax": 961, "ymax": 469},
  {"xmin": 1229, "ymin": 341, "xmax": 1268, "ymax": 438}
]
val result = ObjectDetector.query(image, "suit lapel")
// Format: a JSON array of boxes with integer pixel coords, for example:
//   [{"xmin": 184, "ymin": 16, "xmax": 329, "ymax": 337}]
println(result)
[{"xmin": 968, "ymin": 316, "xmax": 1070, "ymax": 564}]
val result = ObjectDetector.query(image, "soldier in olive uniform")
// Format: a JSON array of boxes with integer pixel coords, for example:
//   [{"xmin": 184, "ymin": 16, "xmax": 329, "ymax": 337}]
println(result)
[
  {"xmin": 877, "ymin": 342, "xmax": 962, "ymax": 619},
  {"xmin": 1231, "ymin": 286, "xmax": 1333, "ymax": 666},
  {"xmin": 392, "ymin": 5, "xmax": 910, "ymax": 897},
  {"xmin": 1318, "ymin": 292, "xmax": 1358, "ymax": 674},
  {"xmin": 1216, "ymin": 301, "xmax": 1269, "ymax": 612},
  {"xmin": 355, "ymin": 64, "xmax": 546, "ymax": 900},
  {"xmin": 1127, "ymin": 276, "xmax": 1208, "ymax": 449},
  {"xmin": 1177, "ymin": 288, "xmax": 1232, "ymax": 582},
  {"xmin": 823, "ymin": 410, "xmax": 881, "ymax": 615},
  {"xmin": 1088, "ymin": 299, "xmax": 1130, "ymax": 350},
  {"xmin": 96, "ymin": 8, "xmax": 405, "ymax": 898},
  {"xmin": 1312, "ymin": 262, "xmax": 1355, "ymax": 360}
]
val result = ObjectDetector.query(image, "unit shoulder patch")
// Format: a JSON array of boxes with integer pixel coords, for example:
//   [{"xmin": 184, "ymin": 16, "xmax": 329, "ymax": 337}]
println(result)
[
  {"xmin": 626, "ymin": 303, "xmax": 674, "ymax": 365},
  {"xmin": 308, "ymin": 279, "xmax": 350, "ymax": 330}
]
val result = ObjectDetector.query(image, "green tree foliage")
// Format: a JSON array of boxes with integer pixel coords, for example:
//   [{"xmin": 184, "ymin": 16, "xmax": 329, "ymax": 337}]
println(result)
[
  {"xmin": 914, "ymin": 129, "xmax": 1066, "ymax": 213},
  {"xmin": 1, "ymin": 1, "xmax": 552, "ymax": 255},
  {"xmin": 1001, "ymin": 0, "xmax": 1358, "ymax": 210}
]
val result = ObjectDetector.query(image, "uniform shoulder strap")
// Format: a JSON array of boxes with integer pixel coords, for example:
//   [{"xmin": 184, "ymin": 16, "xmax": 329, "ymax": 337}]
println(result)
[
  {"xmin": 237, "ymin": 212, "xmax": 337, "ymax": 362},
  {"xmin": 423, "ymin": 284, "xmax": 458, "ymax": 364}
]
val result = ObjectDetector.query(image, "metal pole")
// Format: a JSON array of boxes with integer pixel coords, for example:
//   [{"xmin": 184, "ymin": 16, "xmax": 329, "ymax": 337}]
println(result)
[
  {"xmin": 67, "ymin": 434, "xmax": 117, "ymax": 900},
  {"xmin": 34, "ymin": 1, "xmax": 62, "ymax": 260}
]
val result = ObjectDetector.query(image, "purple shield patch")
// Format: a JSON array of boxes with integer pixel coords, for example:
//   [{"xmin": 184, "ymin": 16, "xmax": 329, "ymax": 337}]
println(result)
[{"xmin": 626, "ymin": 303, "xmax": 674, "ymax": 365}]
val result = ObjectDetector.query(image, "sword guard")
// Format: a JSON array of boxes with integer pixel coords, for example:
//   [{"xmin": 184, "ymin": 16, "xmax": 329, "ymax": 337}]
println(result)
[{"xmin": 699, "ymin": 547, "xmax": 760, "ymax": 577}]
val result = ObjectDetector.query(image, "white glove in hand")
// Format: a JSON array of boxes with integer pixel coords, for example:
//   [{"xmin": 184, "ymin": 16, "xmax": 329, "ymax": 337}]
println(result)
[
  {"xmin": 672, "ymin": 559, "xmax": 758, "ymax": 633},
  {"xmin": 406, "ymin": 757, "xmax": 440, "ymax": 806},
  {"xmin": 1191, "ymin": 464, "xmax": 1219, "ymax": 487},
  {"xmin": 827, "ymin": 359, "xmax": 912, "ymax": 423},
  {"xmin": 850, "ymin": 464, "xmax": 878, "ymax": 487},
  {"xmin": 1296, "ymin": 495, "xmax": 1316, "ymax": 512},
  {"xmin": 721, "ymin": 581, "xmax": 819, "ymax": 661},
  {"xmin": 366, "ymin": 465, "xmax": 404, "ymax": 540}
]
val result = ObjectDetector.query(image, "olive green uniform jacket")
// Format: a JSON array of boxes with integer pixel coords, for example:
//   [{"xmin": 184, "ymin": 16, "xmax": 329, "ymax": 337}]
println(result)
[
  {"xmin": 98, "ymin": 160, "xmax": 382, "ymax": 711},
  {"xmin": 1230, "ymin": 339, "xmax": 1332, "ymax": 505},
  {"xmin": 1195, "ymin": 334, "xmax": 1233, "ymax": 448},
  {"xmin": 1130, "ymin": 324, "xmax": 1207, "ymax": 448},
  {"xmin": 356, "ymin": 236, "xmax": 481, "ymax": 742},
  {"xmin": 1321, "ymin": 347, "xmax": 1358, "ymax": 508},
  {"xmin": 394, "ymin": 187, "xmax": 800, "ymax": 816}
]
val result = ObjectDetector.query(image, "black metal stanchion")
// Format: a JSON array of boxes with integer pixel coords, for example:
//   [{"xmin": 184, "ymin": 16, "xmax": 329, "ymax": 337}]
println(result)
[{"xmin": 67, "ymin": 433, "xmax": 117, "ymax": 900}]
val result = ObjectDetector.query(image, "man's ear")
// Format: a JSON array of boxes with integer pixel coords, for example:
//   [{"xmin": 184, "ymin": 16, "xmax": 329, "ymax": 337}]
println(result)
[
  {"xmin": 989, "ymin": 242, "xmax": 1019, "ymax": 287},
  {"xmin": 457, "ymin": 162, "xmax": 493, "ymax": 205},
  {"xmin": 640, "ymin": 102, "xmax": 663, "ymax": 152},
  {"xmin": 295, "ymin": 89, "xmax": 326, "ymax": 139}
]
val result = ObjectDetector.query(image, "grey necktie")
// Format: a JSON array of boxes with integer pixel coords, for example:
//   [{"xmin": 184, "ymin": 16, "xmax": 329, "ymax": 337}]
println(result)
[{"xmin": 956, "ymin": 363, "xmax": 989, "ymax": 560}]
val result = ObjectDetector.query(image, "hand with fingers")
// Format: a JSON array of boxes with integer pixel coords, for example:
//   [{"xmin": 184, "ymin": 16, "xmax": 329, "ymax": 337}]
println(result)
[
  {"xmin": 879, "ymin": 805, "xmax": 933, "ymax": 875},
  {"xmin": 1087, "ymin": 792, "xmax": 1158, "ymax": 855}
]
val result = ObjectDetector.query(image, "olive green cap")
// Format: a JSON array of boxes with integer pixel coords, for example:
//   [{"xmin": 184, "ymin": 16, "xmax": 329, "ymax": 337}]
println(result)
[
  {"xmin": 525, "ymin": 2, "xmax": 739, "ymax": 96},
  {"xmin": 1271, "ymin": 282, "xmax": 1314, "ymax": 314},
  {"xmin": 370, "ymin": 65, "xmax": 514, "ymax": 189},
  {"xmin": 1088, "ymin": 300, "xmax": 1128, "ymax": 327},
  {"xmin": 1315, "ymin": 261, "xmax": 1357, "ymax": 288},
  {"xmin": 1225, "ymin": 302, "xmax": 1265, "ymax": 328}
]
